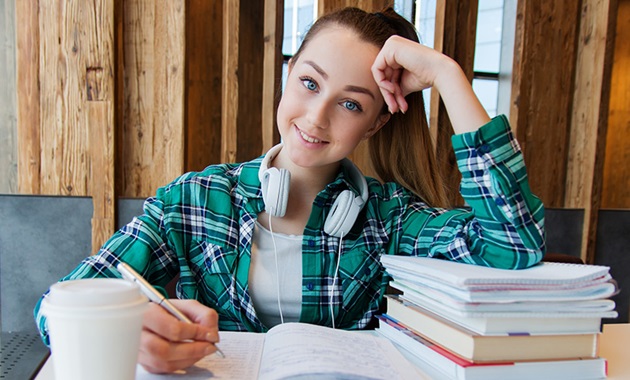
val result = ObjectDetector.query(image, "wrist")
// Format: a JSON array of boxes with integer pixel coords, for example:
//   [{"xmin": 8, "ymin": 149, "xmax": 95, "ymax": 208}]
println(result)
[{"xmin": 432, "ymin": 56, "xmax": 466, "ymax": 93}]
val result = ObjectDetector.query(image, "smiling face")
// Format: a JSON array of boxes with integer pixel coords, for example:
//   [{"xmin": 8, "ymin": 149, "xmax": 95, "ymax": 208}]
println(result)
[{"xmin": 276, "ymin": 26, "xmax": 390, "ymax": 174}]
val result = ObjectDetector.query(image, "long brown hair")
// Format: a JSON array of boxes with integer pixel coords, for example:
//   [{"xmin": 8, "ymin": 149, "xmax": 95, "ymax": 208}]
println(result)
[{"xmin": 291, "ymin": 7, "xmax": 449, "ymax": 208}]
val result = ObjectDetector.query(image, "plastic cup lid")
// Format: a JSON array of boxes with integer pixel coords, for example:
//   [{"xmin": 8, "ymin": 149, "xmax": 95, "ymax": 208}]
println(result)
[{"xmin": 45, "ymin": 278, "xmax": 146, "ymax": 308}]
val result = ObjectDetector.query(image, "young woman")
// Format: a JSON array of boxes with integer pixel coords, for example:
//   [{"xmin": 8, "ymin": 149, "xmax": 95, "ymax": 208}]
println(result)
[{"xmin": 35, "ymin": 7, "xmax": 545, "ymax": 373}]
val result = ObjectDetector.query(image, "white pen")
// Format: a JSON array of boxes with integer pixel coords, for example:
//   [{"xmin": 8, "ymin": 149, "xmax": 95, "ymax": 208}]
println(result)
[{"xmin": 116, "ymin": 262, "xmax": 225, "ymax": 358}]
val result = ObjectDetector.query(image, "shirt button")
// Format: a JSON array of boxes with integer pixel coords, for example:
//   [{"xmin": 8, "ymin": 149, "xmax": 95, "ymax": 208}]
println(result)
[
  {"xmin": 308, "ymin": 240, "xmax": 315, "ymax": 247},
  {"xmin": 307, "ymin": 282, "xmax": 314, "ymax": 291},
  {"xmin": 477, "ymin": 144, "xmax": 490, "ymax": 154},
  {"xmin": 496, "ymin": 197, "xmax": 506, "ymax": 206}
]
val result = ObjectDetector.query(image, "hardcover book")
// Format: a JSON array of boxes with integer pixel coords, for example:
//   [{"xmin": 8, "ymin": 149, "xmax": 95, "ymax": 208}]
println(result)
[{"xmin": 385, "ymin": 296, "xmax": 599, "ymax": 363}]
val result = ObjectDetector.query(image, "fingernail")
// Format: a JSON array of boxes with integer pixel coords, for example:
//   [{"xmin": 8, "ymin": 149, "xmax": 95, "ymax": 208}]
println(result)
[
  {"xmin": 205, "ymin": 345, "xmax": 215, "ymax": 355},
  {"xmin": 205, "ymin": 332, "xmax": 216, "ymax": 342}
]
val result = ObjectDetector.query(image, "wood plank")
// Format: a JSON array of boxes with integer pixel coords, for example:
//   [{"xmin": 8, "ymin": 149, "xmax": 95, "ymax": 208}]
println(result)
[
  {"xmin": 1, "ymin": 0, "xmax": 18, "ymax": 193},
  {"xmin": 236, "ymin": 1, "xmax": 265, "ymax": 162},
  {"xmin": 39, "ymin": 0, "xmax": 91, "ymax": 196},
  {"xmin": 510, "ymin": 1, "xmax": 580, "ymax": 207},
  {"xmin": 185, "ymin": 0, "xmax": 223, "ymax": 171},
  {"xmin": 602, "ymin": 0, "xmax": 630, "ymax": 208},
  {"xmin": 89, "ymin": 101, "xmax": 115, "ymax": 253},
  {"xmin": 153, "ymin": 1, "xmax": 186, "ymax": 182},
  {"xmin": 261, "ymin": 0, "xmax": 284, "ymax": 154},
  {"xmin": 120, "ymin": 0, "xmax": 185, "ymax": 197},
  {"xmin": 120, "ymin": 0, "xmax": 154, "ymax": 197},
  {"xmin": 83, "ymin": 0, "xmax": 116, "ymax": 253},
  {"xmin": 222, "ymin": 0, "xmax": 239, "ymax": 163},
  {"xmin": 15, "ymin": 0, "xmax": 41, "ymax": 194},
  {"xmin": 566, "ymin": 0, "xmax": 616, "ymax": 263}
]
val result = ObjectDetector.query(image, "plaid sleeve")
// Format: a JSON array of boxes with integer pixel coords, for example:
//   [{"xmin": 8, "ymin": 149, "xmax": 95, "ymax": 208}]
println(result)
[
  {"xmin": 404, "ymin": 115, "xmax": 545, "ymax": 269},
  {"xmin": 34, "ymin": 190, "xmax": 179, "ymax": 346}
]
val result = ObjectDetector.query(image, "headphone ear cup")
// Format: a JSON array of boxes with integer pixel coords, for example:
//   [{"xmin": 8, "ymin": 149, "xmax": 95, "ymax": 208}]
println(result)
[
  {"xmin": 324, "ymin": 190, "xmax": 362, "ymax": 238},
  {"xmin": 261, "ymin": 167, "xmax": 290, "ymax": 217}
]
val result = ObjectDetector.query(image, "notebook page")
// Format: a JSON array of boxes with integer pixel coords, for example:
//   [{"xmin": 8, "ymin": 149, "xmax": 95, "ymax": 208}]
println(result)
[
  {"xmin": 381, "ymin": 256, "xmax": 610, "ymax": 287},
  {"xmin": 136, "ymin": 331, "xmax": 264, "ymax": 380},
  {"xmin": 258, "ymin": 323, "xmax": 423, "ymax": 380}
]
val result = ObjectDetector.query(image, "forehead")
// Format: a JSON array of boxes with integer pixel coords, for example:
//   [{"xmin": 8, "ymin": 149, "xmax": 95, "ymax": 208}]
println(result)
[{"xmin": 296, "ymin": 27, "xmax": 381, "ymax": 81}]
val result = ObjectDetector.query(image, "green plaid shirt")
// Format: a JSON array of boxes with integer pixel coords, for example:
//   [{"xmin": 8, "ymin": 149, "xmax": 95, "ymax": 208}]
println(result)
[{"xmin": 35, "ymin": 115, "xmax": 544, "ymax": 343}]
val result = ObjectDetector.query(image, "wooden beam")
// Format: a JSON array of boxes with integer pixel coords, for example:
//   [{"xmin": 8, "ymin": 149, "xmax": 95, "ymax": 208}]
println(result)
[
  {"xmin": 236, "ymin": 1, "xmax": 265, "ymax": 162},
  {"xmin": 89, "ymin": 101, "xmax": 115, "ymax": 253},
  {"xmin": 221, "ymin": 0, "xmax": 265, "ymax": 163},
  {"xmin": 185, "ymin": 0, "xmax": 223, "ymax": 171},
  {"xmin": 15, "ymin": 0, "xmax": 41, "ymax": 194},
  {"xmin": 261, "ymin": 0, "xmax": 284, "ymax": 154},
  {"xmin": 565, "ymin": 0, "xmax": 617, "ymax": 263},
  {"xmin": 120, "ymin": 0, "xmax": 186, "ymax": 197},
  {"xmin": 510, "ymin": 1, "xmax": 581, "ymax": 207},
  {"xmin": 431, "ymin": 0, "xmax": 479, "ymax": 206},
  {"xmin": 38, "ymin": 0, "xmax": 93, "ymax": 195},
  {"xmin": 84, "ymin": 0, "xmax": 116, "ymax": 253},
  {"xmin": 222, "ymin": 0, "xmax": 239, "ymax": 163}
]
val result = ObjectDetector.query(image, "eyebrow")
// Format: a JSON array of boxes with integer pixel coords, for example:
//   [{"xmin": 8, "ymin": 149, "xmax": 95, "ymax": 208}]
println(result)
[{"xmin": 304, "ymin": 60, "xmax": 376, "ymax": 100}]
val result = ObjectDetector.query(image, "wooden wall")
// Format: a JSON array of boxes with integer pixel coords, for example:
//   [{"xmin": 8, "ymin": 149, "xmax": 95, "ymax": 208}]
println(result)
[
  {"xmin": 509, "ymin": 0, "xmax": 618, "ymax": 263},
  {"xmin": 510, "ymin": 1, "xmax": 582, "ymax": 208},
  {"xmin": 4, "ymin": 0, "xmax": 628, "ymax": 260}
]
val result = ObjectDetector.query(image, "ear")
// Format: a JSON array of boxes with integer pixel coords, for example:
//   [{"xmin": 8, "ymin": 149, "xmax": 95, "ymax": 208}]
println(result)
[
  {"xmin": 287, "ymin": 57, "xmax": 294, "ymax": 75},
  {"xmin": 364, "ymin": 112, "xmax": 391, "ymax": 140}
]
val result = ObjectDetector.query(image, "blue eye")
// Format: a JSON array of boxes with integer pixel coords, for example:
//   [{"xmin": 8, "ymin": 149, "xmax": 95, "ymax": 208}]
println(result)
[
  {"xmin": 302, "ymin": 78, "xmax": 318, "ymax": 91},
  {"xmin": 342, "ymin": 101, "xmax": 361, "ymax": 112}
]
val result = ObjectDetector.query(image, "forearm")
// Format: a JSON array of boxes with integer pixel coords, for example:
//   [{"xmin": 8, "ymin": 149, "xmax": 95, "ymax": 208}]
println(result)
[{"xmin": 432, "ymin": 57, "xmax": 490, "ymax": 134}]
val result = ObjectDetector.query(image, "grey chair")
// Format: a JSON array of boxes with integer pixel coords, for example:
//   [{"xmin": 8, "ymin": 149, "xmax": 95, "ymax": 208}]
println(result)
[
  {"xmin": 0, "ymin": 195, "xmax": 93, "ymax": 378},
  {"xmin": 0, "ymin": 195, "xmax": 148, "ymax": 378}
]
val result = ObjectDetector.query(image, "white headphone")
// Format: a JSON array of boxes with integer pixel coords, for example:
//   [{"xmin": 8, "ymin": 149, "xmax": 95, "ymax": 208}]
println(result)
[{"xmin": 258, "ymin": 144, "xmax": 368, "ymax": 238}]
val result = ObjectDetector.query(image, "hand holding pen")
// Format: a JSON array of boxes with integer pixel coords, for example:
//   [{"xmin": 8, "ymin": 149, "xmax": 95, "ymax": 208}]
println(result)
[{"xmin": 116, "ymin": 262, "xmax": 224, "ymax": 373}]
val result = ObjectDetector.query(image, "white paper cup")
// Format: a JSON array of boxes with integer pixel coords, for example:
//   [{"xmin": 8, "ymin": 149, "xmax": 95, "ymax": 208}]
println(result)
[{"xmin": 41, "ymin": 278, "xmax": 148, "ymax": 380}]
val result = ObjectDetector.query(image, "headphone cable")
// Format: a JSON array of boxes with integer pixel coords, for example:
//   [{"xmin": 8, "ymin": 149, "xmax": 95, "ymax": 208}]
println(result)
[
  {"xmin": 330, "ymin": 234, "xmax": 343, "ymax": 329},
  {"xmin": 268, "ymin": 212, "xmax": 285, "ymax": 325}
]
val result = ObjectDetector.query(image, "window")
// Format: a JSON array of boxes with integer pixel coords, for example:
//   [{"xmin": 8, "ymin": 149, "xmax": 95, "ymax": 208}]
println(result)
[{"xmin": 473, "ymin": 0, "xmax": 504, "ymax": 117}]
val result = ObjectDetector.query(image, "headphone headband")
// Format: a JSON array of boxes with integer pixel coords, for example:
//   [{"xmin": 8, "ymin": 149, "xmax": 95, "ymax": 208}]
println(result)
[{"xmin": 258, "ymin": 144, "xmax": 368, "ymax": 237}]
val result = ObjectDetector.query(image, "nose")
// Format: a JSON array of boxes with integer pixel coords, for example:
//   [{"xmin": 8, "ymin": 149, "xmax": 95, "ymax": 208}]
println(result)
[{"xmin": 306, "ymin": 98, "xmax": 331, "ymax": 129}]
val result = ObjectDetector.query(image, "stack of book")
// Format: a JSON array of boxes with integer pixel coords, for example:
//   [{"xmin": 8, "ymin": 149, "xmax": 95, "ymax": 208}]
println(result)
[{"xmin": 377, "ymin": 256, "xmax": 618, "ymax": 380}]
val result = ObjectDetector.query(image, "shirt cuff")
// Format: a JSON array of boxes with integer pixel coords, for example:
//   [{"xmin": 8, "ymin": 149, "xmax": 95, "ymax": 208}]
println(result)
[{"xmin": 451, "ymin": 114, "xmax": 523, "ymax": 179}]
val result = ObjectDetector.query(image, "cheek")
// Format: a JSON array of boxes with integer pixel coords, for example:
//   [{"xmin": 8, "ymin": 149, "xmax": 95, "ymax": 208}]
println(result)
[
  {"xmin": 277, "ymin": 86, "xmax": 301, "ymax": 119},
  {"xmin": 276, "ymin": 96, "xmax": 293, "ymax": 127}
]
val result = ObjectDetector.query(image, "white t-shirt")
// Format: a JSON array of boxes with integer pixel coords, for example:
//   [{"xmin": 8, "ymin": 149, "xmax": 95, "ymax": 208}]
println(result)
[{"xmin": 248, "ymin": 221, "xmax": 303, "ymax": 327}]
